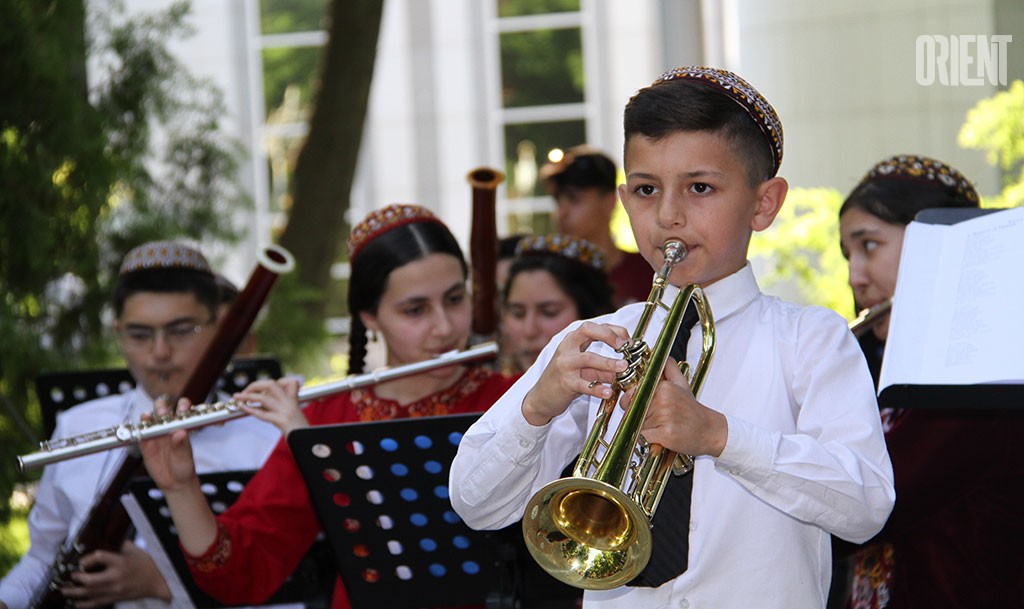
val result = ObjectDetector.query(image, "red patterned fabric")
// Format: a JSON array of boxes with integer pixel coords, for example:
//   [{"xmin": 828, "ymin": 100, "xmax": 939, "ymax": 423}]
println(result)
[
  {"xmin": 182, "ymin": 366, "xmax": 518, "ymax": 609},
  {"xmin": 183, "ymin": 522, "xmax": 232, "ymax": 573},
  {"xmin": 607, "ymin": 250, "xmax": 653, "ymax": 308},
  {"xmin": 845, "ymin": 407, "xmax": 1024, "ymax": 609}
]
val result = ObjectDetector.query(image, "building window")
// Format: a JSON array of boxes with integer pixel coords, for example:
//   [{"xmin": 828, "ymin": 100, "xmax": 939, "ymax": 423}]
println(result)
[
  {"xmin": 253, "ymin": 0, "xmax": 328, "ymax": 234},
  {"xmin": 493, "ymin": 1, "xmax": 593, "ymax": 235}
]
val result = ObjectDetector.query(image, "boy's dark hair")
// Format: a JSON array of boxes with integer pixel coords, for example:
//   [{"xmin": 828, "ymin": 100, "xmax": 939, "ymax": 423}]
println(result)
[
  {"xmin": 840, "ymin": 155, "xmax": 980, "ymax": 226},
  {"xmin": 623, "ymin": 78, "xmax": 775, "ymax": 186},
  {"xmin": 347, "ymin": 220, "xmax": 468, "ymax": 374},
  {"xmin": 503, "ymin": 254, "xmax": 614, "ymax": 320},
  {"xmin": 113, "ymin": 268, "xmax": 220, "ymax": 318},
  {"xmin": 542, "ymin": 148, "xmax": 618, "ymax": 196}
]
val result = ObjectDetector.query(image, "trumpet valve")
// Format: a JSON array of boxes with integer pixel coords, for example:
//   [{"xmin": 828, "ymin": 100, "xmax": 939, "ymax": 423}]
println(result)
[
  {"xmin": 615, "ymin": 340, "xmax": 651, "ymax": 388},
  {"xmin": 672, "ymin": 454, "xmax": 694, "ymax": 476}
]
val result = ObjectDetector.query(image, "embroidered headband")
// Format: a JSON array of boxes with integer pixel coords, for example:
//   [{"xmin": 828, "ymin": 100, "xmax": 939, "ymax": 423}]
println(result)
[
  {"xmin": 347, "ymin": 203, "xmax": 444, "ymax": 261},
  {"xmin": 650, "ymin": 66, "xmax": 784, "ymax": 177},
  {"xmin": 514, "ymin": 234, "xmax": 606, "ymax": 272},
  {"xmin": 858, "ymin": 154, "xmax": 979, "ymax": 205},
  {"xmin": 119, "ymin": 241, "xmax": 212, "ymax": 276}
]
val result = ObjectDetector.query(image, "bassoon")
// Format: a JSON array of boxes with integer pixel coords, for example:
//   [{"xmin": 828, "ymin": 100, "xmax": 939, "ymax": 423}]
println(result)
[
  {"xmin": 30, "ymin": 246, "xmax": 294, "ymax": 609},
  {"xmin": 466, "ymin": 167, "xmax": 505, "ymax": 340}
]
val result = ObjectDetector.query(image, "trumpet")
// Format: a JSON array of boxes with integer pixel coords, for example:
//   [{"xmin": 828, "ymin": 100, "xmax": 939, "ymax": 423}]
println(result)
[
  {"xmin": 521, "ymin": 240, "xmax": 716, "ymax": 590},
  {"xmin": 18, "ymin": 342, "xmax": 499, "ymax": 472},
  {"xmin": 849, "ymin": 299, "xmax": 893, "ymax": 337}
]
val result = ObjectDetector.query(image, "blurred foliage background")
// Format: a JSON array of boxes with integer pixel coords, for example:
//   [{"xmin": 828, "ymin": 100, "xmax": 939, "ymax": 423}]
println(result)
[{"xmin": 0, "ymin": 0, "xmax": 303, "ymax": 571}]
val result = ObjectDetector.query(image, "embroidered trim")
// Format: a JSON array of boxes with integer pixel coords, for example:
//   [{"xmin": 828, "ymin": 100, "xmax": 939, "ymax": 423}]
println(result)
[
  {"xmin": 351, "ymin": 366, "xmax": 493, "ymax": 421},
  {"xmin": 184, "ymin": 521, "xmax": 232, "ymax": 573}
]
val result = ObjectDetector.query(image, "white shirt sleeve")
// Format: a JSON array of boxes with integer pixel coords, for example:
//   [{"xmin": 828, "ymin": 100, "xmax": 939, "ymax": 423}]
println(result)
[
  {"xmin": 713, "ymin": 306, "xmax": 895, "ymax": 543},
  {"xmin": 450, "ymin": 326, "xmax": 591, "ymax": 530}
]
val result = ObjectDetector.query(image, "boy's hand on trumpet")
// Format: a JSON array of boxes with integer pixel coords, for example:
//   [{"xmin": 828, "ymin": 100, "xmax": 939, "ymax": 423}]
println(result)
[
  {"xmin": 622, "ymin": 357, "xmax": 728, "ymax": 458},
  {"xmin": 521, "ymin": 321, "xmax": 630, "ymax": 426}
]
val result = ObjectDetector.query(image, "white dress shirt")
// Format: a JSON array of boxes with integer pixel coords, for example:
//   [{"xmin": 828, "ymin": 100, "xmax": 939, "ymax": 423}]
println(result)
[
  {"xmin": 0, "ymin": 388, "xmax": 282, "ymax": 609},
  {"xmin": 450, "ymin": 263, "xmax": 895, "ymax": 609}
]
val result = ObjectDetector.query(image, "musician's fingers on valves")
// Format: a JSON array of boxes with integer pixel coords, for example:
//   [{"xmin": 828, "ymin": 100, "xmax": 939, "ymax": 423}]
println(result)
[{"xmin": 557, "ymin": 321, "xmax": 630, "ymax": 397}]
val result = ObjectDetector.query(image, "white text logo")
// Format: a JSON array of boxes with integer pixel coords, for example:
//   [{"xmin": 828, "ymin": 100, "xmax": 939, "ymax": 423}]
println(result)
[{"xmin": 916, "ymin": 35, "xmax": 1012, "ymax": 86}]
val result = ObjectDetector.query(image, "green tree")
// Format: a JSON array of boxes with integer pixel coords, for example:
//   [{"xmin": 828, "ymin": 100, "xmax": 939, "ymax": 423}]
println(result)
[
  {"xmin": 959, "ymin": 79, "xmax": 1024, "ymax": 208},
  {"xmin": 276, "ymin": 0, "xmax": 384, "ymax": 332},
  {"xmin": 0, "ymin": 0, "xmax": 249, "ymax": 572}
]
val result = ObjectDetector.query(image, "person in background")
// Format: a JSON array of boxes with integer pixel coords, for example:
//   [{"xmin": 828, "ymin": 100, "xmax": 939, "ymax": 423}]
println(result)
[
  {"xmin": 837, "ymin": 154, "xmax": 1024, "ymax": 609},
  {"xmin": 0, "ymin": 242, "xmax": 280, "ymax": 609},
  {"xmin": 450, "ymin": 66, "xmax": 894, "ymax": 609},
  {"xmin": 500, "ymin": 234, "xmax": 615, "ymax": 374},
  {"xmin": 540, "ymin": 146, "xmax": 651, "ymax": 307},
  {"xmin": 138, "ymin": 204, "xmax": 519, "ymax": 609},
  {"xmin": 496, "ymin": 234, "xmax": 527, "ymax": 297}
]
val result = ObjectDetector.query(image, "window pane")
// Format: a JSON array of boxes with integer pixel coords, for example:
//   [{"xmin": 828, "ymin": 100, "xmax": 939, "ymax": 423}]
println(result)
[
  {"xmin": 500, "ymin": 28, "xmax": 583, "ymax": 107},
  {"xmin": 504, "ymin": 120, "xmax": 586, "ymax": 199},
  {"xmin": 498, "ymin": 0, "xmax": 579, "ymax": 18},
  {"xmin": 262, "ymin": 46, "xmax": 319, "ymax": 119},
  {"xmin": 260, "ymin": 0, "xmax": 328, "ymax": 34}
]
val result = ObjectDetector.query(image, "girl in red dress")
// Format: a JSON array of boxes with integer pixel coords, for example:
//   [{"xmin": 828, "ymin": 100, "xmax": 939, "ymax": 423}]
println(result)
[
  {"xmin": 141, "ymin": 204, "xmax": 517, "ymax": 609},
  {"xmin": 836, "ymin": 155, "xmax": 1024, "ymax": 609}
]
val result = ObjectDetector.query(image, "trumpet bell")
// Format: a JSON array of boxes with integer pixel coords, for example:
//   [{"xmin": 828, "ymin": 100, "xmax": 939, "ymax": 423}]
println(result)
[{"xmin": 522, "ymin": 476, "xmax": 652, "ymax": 590}]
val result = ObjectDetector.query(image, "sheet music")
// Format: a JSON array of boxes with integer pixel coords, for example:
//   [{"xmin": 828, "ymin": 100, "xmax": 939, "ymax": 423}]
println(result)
[{"xmin": 880, "ymin": 206, "xmax": 1024, "ymax": 391}]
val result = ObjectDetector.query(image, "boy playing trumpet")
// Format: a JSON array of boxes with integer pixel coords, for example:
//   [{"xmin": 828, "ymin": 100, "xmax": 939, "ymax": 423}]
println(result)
[{"xmin": 450, "ymin": 67, "xmax": 895, "ymax": 609}]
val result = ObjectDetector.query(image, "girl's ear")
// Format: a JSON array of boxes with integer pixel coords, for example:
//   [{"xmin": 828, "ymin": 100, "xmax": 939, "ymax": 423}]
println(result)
[
  {"xmin": 359, "ymin": 310, "xmax": 379, "ymax": 332},
  {"xmin": 751, "ymin": 176, "xmax": 788, "ymax": 232}
]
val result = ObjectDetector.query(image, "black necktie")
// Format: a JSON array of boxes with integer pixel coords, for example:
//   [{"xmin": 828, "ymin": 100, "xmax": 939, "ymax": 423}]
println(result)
[{"xmin": 629, "ymin": 300, "xmax": 700, "ymax": 588}]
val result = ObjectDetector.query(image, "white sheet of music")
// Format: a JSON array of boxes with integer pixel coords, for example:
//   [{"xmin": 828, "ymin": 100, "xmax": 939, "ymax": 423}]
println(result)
[{"xmin": 880, "ymin": 206, "xmax": 1024, "ymax": 392}]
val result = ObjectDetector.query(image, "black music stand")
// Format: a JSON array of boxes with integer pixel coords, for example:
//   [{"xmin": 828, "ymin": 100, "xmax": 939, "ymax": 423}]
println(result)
[
  {"xmin": 287, "ymin": 414, "xmax": 580, "ymax": 609},
  {"xmin": 127, "ymin": 470, "xmax": 334, "ymax": 609}
]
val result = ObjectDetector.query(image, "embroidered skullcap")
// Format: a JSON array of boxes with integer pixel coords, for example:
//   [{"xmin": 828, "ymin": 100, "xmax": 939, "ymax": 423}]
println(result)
[
  {"xmin": 650, "ymin": 66, "xmax": 784, "ymax": 176},
  {"xmin": 119, "ymin": 241, "xmax": 212, "ymax": 276},
  {"xmin": 347, "ymin": 204, "xmax": 445, "ymax": 261},
  {"xmin": 514, "ymin": 234, "xmax": 606, "ymax": 272},
  {"xmin": 858, "ymin": 154, "xmax": 979, "ymax": 205}
]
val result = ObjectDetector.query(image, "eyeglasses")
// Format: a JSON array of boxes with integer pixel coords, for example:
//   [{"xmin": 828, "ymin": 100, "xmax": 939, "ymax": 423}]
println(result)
[{"xmin": 118, "ymin": 319, "xmax": 215, "ymax": 351}]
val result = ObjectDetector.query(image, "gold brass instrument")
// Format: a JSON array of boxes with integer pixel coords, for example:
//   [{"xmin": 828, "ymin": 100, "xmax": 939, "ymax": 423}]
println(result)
[
  {"xmin": 849, "ymin": 299, "xmax": 893, "ymax": 337},
  {"xmin": 18, "ymin": 342, "xmax": 499, "ymax": 472},
  {"xmin": 521, "ymin": 240, "xmax": 715, "ymax": 590}
]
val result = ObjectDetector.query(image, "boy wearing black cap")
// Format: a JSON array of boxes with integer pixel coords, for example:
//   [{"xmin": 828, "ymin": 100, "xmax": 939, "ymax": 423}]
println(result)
[
  {"xmin": 451, "ymin": 67, "xmax": 894, "ymax": 608},
  {"xmin": 541, "ymin": 147, "xmax": 651, "ymax": 306}
]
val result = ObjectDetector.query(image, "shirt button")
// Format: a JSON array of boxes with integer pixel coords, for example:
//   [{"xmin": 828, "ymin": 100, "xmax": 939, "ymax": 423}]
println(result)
[
  {"xmin": 729, "ymin": 468, "xmax": 740, "ymax": 475},
  {"xmin": 518, "ymin": 439, "xmax": 531, "ymax": 448},
  {"xmin": 679, "ymin": 599, "xmax": 690, "ymax": 609},
  {"xmin": 689, "ymin": 520, "xmax": 696, "ymax": 531}
]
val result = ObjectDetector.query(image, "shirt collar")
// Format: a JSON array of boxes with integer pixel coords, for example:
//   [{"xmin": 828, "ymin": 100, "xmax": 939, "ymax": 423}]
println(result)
[{"xmin": 661, "ymin": 262, "xmax": 759, "ymax": 323}]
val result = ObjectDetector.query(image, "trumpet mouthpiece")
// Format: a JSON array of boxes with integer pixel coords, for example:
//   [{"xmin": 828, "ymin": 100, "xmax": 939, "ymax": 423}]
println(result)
[{"xmin": 663, "ymin": 240, "xmax": 687, "ymax": 264}]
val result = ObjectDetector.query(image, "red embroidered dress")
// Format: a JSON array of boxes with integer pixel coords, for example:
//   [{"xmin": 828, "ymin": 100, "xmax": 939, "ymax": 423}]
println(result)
[{"xmin": 183, "ymin": 366, "xmax": 517, "ymax": 609}]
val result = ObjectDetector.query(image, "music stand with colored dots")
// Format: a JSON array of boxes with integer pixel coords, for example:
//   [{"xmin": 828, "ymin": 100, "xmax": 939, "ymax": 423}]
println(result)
[{"xmin": 287, "ymin": 413, "xmax": 581, "ymax": 609}]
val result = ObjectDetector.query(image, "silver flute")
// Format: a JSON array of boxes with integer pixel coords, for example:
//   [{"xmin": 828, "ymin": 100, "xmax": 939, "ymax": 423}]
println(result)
[{"xmin": 18, "ymin": 342, "xmax": 499, "ymax": 472}]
